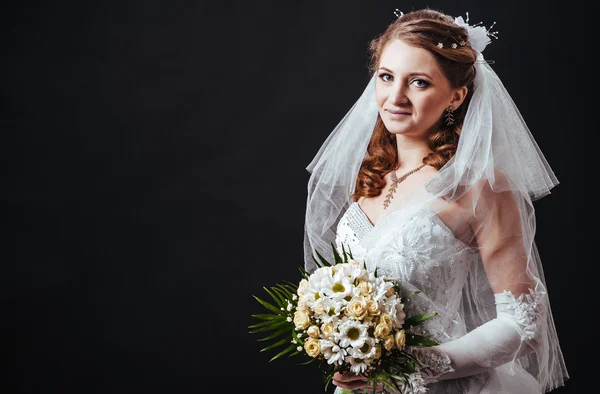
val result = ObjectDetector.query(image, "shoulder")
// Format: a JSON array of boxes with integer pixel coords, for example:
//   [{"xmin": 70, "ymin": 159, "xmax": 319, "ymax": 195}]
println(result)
[{"xmin": 456, "ymin": 170, "xmax": 521, "ymax": 225}]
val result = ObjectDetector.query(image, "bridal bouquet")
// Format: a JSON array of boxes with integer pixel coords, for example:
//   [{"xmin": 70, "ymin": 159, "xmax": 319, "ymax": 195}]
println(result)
[{"xmin": 249, "ymin": 245, "xmax": 439, "ymax": 393}]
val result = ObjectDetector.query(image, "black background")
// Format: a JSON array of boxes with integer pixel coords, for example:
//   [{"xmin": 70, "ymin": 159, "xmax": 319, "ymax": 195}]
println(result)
[{"xmin": 7, "ymin": 1, "xmax": 588, "ymax": 393}]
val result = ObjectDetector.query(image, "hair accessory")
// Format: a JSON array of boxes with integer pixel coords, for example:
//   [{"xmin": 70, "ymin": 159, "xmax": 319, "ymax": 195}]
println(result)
[
  {"xmin": 394, "ymin": 9, "xmax": 498, "ymax": 59},
  {"xmin": 453, "ymin": 12, "xmax": 498, "ymax": 54}
]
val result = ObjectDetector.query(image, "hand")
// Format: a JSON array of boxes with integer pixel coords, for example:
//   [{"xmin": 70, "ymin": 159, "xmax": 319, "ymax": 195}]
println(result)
[{"xmin": 332, "ymin": 371, "xmax": 385, "ymax": 393}]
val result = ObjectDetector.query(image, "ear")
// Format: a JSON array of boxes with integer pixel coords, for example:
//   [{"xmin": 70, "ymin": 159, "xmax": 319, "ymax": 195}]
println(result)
[{"xmin": 449, "ymin": 86, "xmax": 468, "ymax": 110}]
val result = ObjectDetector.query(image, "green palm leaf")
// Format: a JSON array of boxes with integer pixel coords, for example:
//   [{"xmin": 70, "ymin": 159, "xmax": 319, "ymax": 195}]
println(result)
[
  {"xmin": 249, "ymin": 319, "xmax": 290, "ymax": 334},
  {"xmin": 260, "ymin": 337, "xmax": 289, "ymax": 353},
  {"xmin": 405, "ymin": 333, "xmax": 439, "ymax": 347},
  {"xmin": 252, "ymin": 294, "xmax": 281, "ymax": 314},
  {"xmin": 258, "ymin": 327, "xmax": 291, "ymax": 342},
  {"xmin": 403, "ymin": 311, "xmax": 438, "ymax": 328},
  {"xmin": 249, "ymin": 313, "xmax": 282, "ymax": 321},
  {"xmin": 331, "ymin": 243, "xmax": 343, "ymax": 265},
  {"xmin": 263, "ymin": 287, "xmax": 285, "ymax": 308},
  {"xmin": 269, "ymin": 343, "xmax": 297, "ymax": 362}
]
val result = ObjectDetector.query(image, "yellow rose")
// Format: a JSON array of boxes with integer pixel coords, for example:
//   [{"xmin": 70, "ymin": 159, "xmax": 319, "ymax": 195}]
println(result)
[
  {"xmin": 321, "ymin": 322, "xmax": 335, "ymax": 338},
  {"xmin": 346, "ymin": 296, "xmax": 368, "ymax": 319},
  {"xmin": 383, "ymin": 335, "xmax": 395, "ymax": 351},
  {"xmin": 314, "ymin": 304, "xmax": 326, "ymax": 315},
  {"xmin": 293, "ymin": 310, "xmax": 311, "ymax": 330},
  {"xmin": 307, "ymin": 325, "xmax": 320, "ymax": 338},
  {"xmin": 375, "ymin": 323, "xmax": 391, "ymax": 338},
  {"xmin": 304, "ymin": 337, "xmax": 321, "ymax": 358},
  {"xmin": 357, "ymin": 280, "xmax": 372, "ymax": 295},
  {"xmin": 395, "ymin": 329, "xmax": 406, "ymax": 349},
  {"xmin": 297, "ymin": 297, "xmax": 308, "ymax": 311},
  {"xmin": 366, "ymin": 299, "xmax": 380, "ymax": 316},
  {"xmin": 380, "ymin": 313, "xmax": 393, "ymax": 327}
]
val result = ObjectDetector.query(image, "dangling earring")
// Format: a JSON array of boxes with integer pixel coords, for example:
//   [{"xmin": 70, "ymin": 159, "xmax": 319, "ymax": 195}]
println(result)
[{"xmin": 444, "ymin": 106, "xmax": 455, "ymax": 127}]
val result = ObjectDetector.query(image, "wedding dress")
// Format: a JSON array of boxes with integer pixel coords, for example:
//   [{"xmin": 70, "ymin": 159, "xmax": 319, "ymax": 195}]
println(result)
[{"xmin": 332, "ymin": 200, "xmax": 560, "ymax": 394}]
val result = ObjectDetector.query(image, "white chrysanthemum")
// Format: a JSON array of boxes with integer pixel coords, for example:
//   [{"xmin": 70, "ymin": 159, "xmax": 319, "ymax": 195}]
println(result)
[
  {"xmin": 321, "ymin": 273, "xmax": 358, "ymax": 302},
  {"xmin": 336, "ymin": 319, "xmax": 369, "ymax": 348},
  {"xmin": 302, "ymin": 266, "xmax": 332, "ymax": 309},
  {"xmin": 320, "ymin": 339, "xmax": 347, "ymax": 365},
  {"xmin": 313, "ymin": 296, "xmax": 345, "ymax": 322},
  {"xmin": 335, "ymin": 262, "xmax": 367, "ymax": 282},
  {"xmin": 394, "ymin": 302, "xmax": 406, "ymax": 327},
  {"xmin": 372, "ymin": 277, "xmax": 394, "ymax": 302},
  {"xmin": 348, "ymin": 356, "xmax": 370, "ymax": 375},
  {"xmin": 348, "ymin": 336, "xmax": 377, "ymax": 360}
]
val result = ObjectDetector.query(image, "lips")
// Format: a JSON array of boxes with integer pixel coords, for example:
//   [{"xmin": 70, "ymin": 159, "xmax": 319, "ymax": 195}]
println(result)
[{"xmin": 387, "ymin": 109, "xmax": 411, "ymax": 115}]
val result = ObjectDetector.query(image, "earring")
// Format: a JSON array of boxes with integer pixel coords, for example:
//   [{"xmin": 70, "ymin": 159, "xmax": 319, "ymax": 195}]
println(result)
[{"xmin": 444, "ymin": 106, "xmax": 455, "ymax": 127}]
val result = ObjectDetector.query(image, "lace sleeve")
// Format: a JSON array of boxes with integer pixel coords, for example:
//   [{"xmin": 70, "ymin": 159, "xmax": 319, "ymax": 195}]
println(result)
[
  {"xmin": 497, "ymin": 287, "xmax": 546, "ymax": 344},
  {"xmin": 410, "ymin": 285, "xmax": 547, "ymax": 384}
]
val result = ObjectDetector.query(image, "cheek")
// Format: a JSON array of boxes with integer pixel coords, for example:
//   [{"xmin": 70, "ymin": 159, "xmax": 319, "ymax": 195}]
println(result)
[
  {"xmin": 420, "ymin": 96, "xmax": 447, "ymax": 116},
  {"xmin": 375, "ymin": 90, "xmax": 385, "ymax": 107},
  {"xmin": 375, "ymin": 89, "xmax": 386, "ymax": 109}
]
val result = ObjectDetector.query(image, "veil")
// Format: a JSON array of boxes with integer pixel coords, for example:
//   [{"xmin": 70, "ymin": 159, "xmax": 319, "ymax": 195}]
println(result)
[{"xmin": 302, "ymin": 14, "xmax": 568, "ymax": 393}]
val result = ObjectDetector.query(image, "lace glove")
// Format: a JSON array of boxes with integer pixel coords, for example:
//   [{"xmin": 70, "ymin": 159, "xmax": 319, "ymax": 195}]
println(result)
[{"xmin": 403, "ymin": 288, "xmax": 547, "ymax": 385}]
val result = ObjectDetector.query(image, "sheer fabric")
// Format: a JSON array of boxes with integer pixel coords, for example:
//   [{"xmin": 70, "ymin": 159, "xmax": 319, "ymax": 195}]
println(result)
[{"xmin": 304, "ymin": 55, "xmax": 569, "ymax": 392}]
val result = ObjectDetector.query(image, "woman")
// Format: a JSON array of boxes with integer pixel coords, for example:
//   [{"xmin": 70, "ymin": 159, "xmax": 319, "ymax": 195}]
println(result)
[{"xmin": 303, "ymin": 8, "xmax": 569, "ymax": 394}]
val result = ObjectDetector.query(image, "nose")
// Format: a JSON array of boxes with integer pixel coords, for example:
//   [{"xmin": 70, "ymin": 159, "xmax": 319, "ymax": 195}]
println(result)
[{"xmin": 388, "ymin": 82, "xmax": 409, "ymax": 105}]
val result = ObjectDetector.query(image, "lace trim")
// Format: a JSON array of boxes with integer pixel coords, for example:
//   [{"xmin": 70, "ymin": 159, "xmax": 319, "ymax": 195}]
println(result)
[
  {"xmin": 502, "ymin": 287, "xmax": 546, "ymax": 341},
  {"xmin": 406, "ymin": 346, "xmax": 454, "ymax": 385},
  {"xmin": 383, "ymin": 372, "xmax": 429, "ymax": 394}
]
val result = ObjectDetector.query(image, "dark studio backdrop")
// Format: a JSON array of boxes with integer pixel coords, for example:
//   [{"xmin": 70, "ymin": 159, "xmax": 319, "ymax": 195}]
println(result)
[{"xmin": 6, "ymin": 1, "xmax": 588, "ymax": 393}]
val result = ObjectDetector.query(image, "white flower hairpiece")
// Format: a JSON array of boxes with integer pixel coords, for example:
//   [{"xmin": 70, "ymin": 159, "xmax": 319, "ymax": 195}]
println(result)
[
  {"xmin": 453, "ymin": 12, "xmax": 498, "ymax": 54},
  {"xmin": 394, "ymin": 10, "xmax": 499, "ymax": 54}
]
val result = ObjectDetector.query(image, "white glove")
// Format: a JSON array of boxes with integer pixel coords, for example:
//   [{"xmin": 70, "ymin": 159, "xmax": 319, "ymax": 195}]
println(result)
[{"xmin": 409, "ymin": 287, "xmax": 547, "ymax": 383}]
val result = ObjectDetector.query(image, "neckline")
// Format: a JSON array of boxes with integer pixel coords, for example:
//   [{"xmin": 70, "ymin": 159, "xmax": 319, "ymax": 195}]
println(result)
[
  {"xmin": 354, "ymin": 201, "xmax": 407, "ymax": 228},
  {"xmin": 355, "ymin": 201, "xmax": 376, "ymax": 227},
  {"xmin": 351, "ymin": 201, "xmax": 471, "ymax": 250}
]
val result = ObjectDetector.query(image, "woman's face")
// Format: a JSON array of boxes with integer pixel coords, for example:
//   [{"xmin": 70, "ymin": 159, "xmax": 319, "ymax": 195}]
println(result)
[{"xmin": 375, "ymin": 39, "xmax": 464, "ymax": 139}]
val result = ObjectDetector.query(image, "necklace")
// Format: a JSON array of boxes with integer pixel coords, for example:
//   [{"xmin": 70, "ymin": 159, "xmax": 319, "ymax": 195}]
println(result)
[{"xmin": 383, "ymin": 164, "xmax": 426, "ymax": 209}]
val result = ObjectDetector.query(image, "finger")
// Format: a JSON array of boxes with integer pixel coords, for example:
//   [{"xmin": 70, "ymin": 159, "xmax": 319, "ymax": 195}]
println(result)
[
  {"xmin": 332, "ymin": 380, "xmax": 370, "ymax": 391},
  {"xmin": 332, "ymin": 372, "xmax": 368, "ymax": 383},
  {"xmin": 332, "ymin": 381, "xmax": 385, "ymax": 392}
]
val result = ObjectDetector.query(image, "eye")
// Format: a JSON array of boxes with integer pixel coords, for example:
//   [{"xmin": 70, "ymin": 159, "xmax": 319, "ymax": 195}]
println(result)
[
  {"xmin": 411, "ymin": 79, "xmax": 429, "ymax": 88},
  {"xmin": 378, "ymin": 73, "xmax": 393, "ymax": 82}
]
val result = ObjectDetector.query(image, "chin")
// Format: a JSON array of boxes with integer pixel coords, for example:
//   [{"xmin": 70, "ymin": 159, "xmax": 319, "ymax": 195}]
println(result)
[{"xmin": 383, "ymin": 123, "xmax": 409, "ymax": 135}]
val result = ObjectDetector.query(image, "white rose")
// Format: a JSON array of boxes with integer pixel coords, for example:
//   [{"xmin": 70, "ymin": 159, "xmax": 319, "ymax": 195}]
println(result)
[
  {"xmin": 321, "ymin": 322, "xmax": 335, "ymax": 338},
  {"xmin": 304, "ymin": 337, "xmax": 321, "ymax": 358},
  {"xmin": 297, "ymin": 279, "xmax": 309, "ymax": 296},
  {"xmin": 293, "ymin": 310, "xmax": 311, "ymax": 330},
  {"xmin": 307, "ymin": 325, "xmax": 320, "ymax": 338}
]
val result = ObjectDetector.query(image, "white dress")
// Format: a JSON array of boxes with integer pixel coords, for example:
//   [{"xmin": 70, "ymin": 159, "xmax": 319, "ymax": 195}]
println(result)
[{"xmin": 333, "ymin": 202, "xmax": 542, "ymax": 394}]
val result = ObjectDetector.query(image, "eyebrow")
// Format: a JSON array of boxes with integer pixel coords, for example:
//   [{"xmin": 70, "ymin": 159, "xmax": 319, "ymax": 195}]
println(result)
[{"xmin": 378, "ymin": 67, "xmax": 433, "ymax": 79}]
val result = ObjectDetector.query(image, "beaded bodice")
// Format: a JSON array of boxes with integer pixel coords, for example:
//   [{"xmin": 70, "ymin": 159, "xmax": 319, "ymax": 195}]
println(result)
[{"xmin": 335, "ymin": 202, "xmax": 480, "ymax": 343}]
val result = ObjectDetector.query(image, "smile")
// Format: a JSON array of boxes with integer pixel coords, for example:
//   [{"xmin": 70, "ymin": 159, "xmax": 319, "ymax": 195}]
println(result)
[{"xmin": 386, "ymin": 109, "xmax": 411, "ymax": 119}]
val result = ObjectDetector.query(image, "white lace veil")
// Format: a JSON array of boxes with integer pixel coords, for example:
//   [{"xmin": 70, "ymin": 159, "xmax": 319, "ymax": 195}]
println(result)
[{"xmin": 303, "ymin": 11, "xmax": 568, "ymax": 393}]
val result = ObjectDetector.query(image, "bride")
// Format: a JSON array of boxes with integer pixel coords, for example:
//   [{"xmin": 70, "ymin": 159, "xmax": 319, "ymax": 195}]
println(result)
[{"xmin": 303, "ymin": 8, "xmax": 569, "ymax": 394}]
